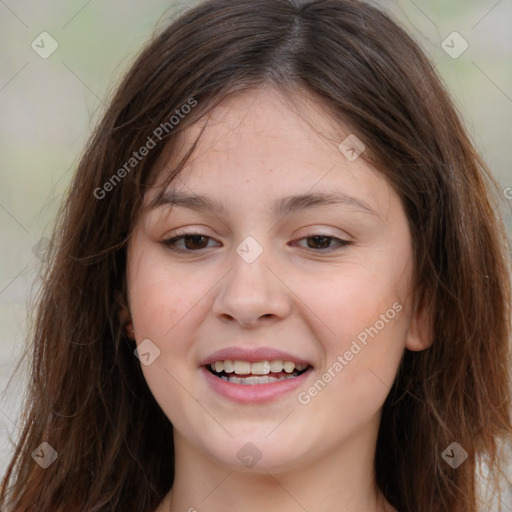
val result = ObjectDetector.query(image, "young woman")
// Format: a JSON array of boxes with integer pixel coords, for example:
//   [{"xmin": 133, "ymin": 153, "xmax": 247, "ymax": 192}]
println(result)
[{"xmin": 1, "ymin": 1, "xmax": 511, "ymax": 511}]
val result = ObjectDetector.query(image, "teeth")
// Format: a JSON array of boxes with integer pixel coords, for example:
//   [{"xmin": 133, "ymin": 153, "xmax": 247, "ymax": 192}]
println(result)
[
  {"xmin": 251, "ymin": 361, "xmax": 270, "ymax": 375},
  {"xmin": 269, "ymin": 360, "xmax": 283, "ymax": 373},
  {"xmin": 220, "ymin": 374, "xmax": 297, "ymax": 384},
  {"xmin": 209, "ymin": 360, "xmax": 308, "ymax": 375},
  {"xmin": 233, "ymin": 361, "xmax": 251, "ymax": 375},
  {"xmin": 283, "ymin": 361, "xmax": 295, "ymax": 373}
]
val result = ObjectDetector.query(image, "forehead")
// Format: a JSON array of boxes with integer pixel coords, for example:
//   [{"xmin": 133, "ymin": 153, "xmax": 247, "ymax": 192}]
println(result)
[
  {"xmin": 145, "ymin": 85, "xmax": 394, "ymax": 219},
  {"xmin": 177, "ymin": 86, "xmax": 348, "ymax": 163}
]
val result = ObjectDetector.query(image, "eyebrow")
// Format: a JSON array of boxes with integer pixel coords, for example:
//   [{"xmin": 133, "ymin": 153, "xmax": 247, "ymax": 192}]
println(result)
[{"xmin": 148, "ymin": 190, "xmax": 379, "ymax": 218}]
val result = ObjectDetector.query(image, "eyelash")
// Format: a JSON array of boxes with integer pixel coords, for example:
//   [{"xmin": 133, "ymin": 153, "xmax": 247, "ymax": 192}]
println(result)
[{"xmin": 160, "ymin": 232, "xmax": 352, "ymax": 253}]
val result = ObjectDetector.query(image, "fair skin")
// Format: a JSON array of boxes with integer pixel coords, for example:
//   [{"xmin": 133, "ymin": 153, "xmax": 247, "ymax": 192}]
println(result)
[{"xmin": 122, "ymin": 85, "xmax": 431, "ymax": 512}]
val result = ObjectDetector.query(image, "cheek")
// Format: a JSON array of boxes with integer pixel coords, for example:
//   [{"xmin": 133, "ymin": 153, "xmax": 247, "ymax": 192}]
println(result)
[
  {"xmin": 299, "ymin": 246, "xmax": 411, "ymax": 398},
  {"xmin": 126, "ymin": 251, "xmax": 203, "ymax": 427},
  {"xmin": 127, "ymin": 250, "xmax": 198, "ymax": 340},
  {"xmin": 126, "ymin": 252, "xmax": 198, "ymax": 406},
  {"xmin": 298, "ymin": 280, "xmax": 406, "ymax": 432},
  {"xmin": 310, "ymin": 263, "xmax": 409, "ymax": 346}
]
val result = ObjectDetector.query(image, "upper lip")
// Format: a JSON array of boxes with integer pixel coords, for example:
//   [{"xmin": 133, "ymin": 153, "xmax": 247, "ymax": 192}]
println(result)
[{"xmin": 200, "ymin": 347, "xmax": 313, "ymax": 367}]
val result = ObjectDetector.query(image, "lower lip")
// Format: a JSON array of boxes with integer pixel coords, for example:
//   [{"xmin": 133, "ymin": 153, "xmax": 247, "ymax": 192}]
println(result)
[{"xmin": 200, "ymin": 366, "xmax": 312, "ymax": 403}]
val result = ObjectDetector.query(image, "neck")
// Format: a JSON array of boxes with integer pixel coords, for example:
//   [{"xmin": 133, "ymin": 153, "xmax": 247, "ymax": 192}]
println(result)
[{"xmin": 159, "ymin": 414, "xmax": 395, "ymax": 512}]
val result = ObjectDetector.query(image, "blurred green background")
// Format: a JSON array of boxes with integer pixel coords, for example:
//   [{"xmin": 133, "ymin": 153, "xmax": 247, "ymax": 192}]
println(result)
[{"xmin": 0, "ymin": 0, "xmax": 511, "ymax": 505}]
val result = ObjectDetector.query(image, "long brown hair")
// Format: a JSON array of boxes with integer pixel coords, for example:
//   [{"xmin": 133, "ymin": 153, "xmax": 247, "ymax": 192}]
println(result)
[{"xmin": 1, "ymin": 0, "xmax": 511, "ymax": 510}]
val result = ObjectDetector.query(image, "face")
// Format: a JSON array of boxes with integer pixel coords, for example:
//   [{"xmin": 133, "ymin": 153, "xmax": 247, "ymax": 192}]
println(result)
[{"xmin": 124, "ymin": 86, "xmax": 429, "ymax": 473}]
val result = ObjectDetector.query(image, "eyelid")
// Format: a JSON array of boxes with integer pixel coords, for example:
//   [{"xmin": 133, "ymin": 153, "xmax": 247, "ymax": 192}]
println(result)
[
  {"xmin": 160, "ymin": 230, "xmax": 352, "ymax": 254},
  {"xmin": 290, "ymin": 234, "xmax": 351, "ymax": 251},
  {"xmin": 161, "ymin": 231, "xmax": 220, "ymax": 252}
]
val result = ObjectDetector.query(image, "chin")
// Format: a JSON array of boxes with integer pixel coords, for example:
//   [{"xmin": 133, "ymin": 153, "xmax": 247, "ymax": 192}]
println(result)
[{"xmin": 199, "ymin": 433, "xmax": 311, "ymax": 474}]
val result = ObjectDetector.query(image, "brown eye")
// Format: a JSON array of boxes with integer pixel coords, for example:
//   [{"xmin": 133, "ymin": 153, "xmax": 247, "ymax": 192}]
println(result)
[
  {"xmin": 292, "ymin": 234, "xmax": 351, "ymax": 251},
  {"xmin": 306, "ymin": 235, "xmax": 332, "ymax": 249},
  {"xmin": 182, "ymin": 234, "xmax": 210, "ymax": 250},
  {"xmin": 161, "ymin": 233, "xmax": 219, "ymax": 252}
]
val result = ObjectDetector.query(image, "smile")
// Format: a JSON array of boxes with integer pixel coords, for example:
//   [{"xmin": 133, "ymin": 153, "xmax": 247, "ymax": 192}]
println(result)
[{"xmin": 208, "ymin": 360, "xmax": 310, "ymax": 385}]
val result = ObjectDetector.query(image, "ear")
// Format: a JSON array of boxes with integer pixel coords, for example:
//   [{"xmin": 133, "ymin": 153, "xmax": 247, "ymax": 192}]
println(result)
[
  {"xmin": 115, "ymin": 290, "xmax": 135, "ymax": 341},
  {"xmin": 405, "ymin": 296, "xmax": 433, "ymax": 352},
  {"xmin": 118, "ymin": 306, "xmax": 135, "ymax": 340}
]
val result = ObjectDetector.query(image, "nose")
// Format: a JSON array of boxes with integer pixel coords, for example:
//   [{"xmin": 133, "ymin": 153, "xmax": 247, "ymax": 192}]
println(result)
[{"xmin": 211, "ymin": 243, "xmax": 292, "ymax": 328}]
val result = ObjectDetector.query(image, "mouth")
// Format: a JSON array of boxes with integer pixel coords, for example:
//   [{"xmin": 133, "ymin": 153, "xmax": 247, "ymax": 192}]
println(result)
[
  {"xmin": 206, "ymin": 359, "xmax": 311, "ymax": 385},
  {"xmin": 200, "ymin": 347, "xmax": 314, "ymax": 402}
]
